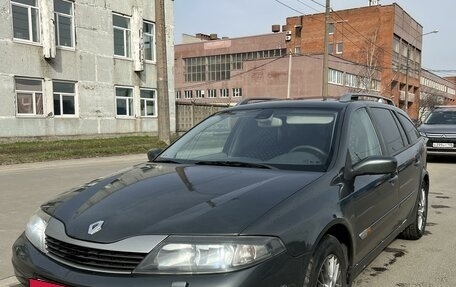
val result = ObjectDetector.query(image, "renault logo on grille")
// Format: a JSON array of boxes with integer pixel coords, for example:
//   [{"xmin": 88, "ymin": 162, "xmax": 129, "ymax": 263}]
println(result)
[{"xmin": 88, "ymin": 220, "xmax": 104, "ymax": 235}]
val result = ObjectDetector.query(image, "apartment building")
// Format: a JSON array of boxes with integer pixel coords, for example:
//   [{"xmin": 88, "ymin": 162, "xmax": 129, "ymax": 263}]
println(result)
[
  {"xmin": 286, "ymin": 3, "xmax": 455, "ymax": 119},
  {"xmin": 0, "ymin": 0, "xmax": 175, "ymax": 138}
]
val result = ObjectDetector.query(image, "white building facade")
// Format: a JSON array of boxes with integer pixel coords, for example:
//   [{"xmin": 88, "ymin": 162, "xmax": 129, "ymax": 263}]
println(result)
[{"xmin": 0, "ymin": 0, "xmax": 175, "ymax": 138}]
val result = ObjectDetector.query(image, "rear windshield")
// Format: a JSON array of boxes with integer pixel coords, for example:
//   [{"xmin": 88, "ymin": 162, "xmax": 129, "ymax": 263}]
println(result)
[
  {"xmin": 425, "ymin": 110, "xmax": 456, "ymax": 125},
  {"xmin": 159, "ymin": 108, "xmax": 339, "ymax": 171}
]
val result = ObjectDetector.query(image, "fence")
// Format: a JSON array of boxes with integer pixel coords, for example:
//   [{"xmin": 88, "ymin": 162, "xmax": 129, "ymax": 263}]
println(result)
[{"xmin": 176, "ymin": 102, "xmax": 230, "ymax": 133}]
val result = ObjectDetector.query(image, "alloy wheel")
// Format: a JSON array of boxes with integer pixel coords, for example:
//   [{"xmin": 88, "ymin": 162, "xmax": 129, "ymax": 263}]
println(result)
[
  {"xmin": 317, "ymin": 254, "xmax": 342, "ymax": 287},
  {"xmin": 417, "ymin": 186, "xmax": 427, "ymax": 232}
]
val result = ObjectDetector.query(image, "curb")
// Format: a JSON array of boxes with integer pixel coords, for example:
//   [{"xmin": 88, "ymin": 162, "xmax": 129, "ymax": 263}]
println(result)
[{"xmin": 0, "ymin": 277, "xmax": 20, "ymax": 287}]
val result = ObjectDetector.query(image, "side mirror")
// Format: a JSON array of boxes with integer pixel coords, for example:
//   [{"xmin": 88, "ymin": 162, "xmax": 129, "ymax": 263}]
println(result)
[
  {"xmin": 345, "ymin": 156, "xmax": 397, "ymax": 181},
  {"xmin": 147, "ymin": 148, "xmax": 163, "ymax": 162}
]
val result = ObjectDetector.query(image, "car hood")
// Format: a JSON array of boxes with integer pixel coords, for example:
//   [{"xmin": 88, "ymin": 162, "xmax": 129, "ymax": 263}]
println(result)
[
  {"xmin": 419, "ymin": 124, "xmax": 456, "ymax": 133},
  {"xmin": 42, "ymin": 163, "xmax": 321, "ymax": 243}
]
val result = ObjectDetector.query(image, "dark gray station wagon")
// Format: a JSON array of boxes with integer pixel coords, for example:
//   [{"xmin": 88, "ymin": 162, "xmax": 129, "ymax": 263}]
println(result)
[{"xmin": 13, "ymin": 94, "xmax": 429, "ymax": 287}]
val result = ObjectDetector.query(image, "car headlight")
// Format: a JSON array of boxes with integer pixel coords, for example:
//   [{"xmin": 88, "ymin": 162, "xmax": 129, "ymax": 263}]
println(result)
[
  {"xmin": 419, "ymin": 131, "xmax": 427, "ymax": 137},
  {"xmin": 25, "ymin": 209, "xmax": 51, "ymax": 253},
  {"xmin": 135, "ymin": 236, "xmax": 285, "ymax": 274}
]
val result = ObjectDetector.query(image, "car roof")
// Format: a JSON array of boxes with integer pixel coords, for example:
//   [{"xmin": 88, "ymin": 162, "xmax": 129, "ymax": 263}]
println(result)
[
  {"xmin": 433, "ymin": 105, "xmax": 456, "ymax": 112},
  {"xmin": 228, "ymin": 94, "xmax": 399, "ymax": 112}
]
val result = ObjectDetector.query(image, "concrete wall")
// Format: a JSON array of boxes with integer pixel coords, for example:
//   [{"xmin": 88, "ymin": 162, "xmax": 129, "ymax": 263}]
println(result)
[{"xmin": 0, "ymin": 0, "xmax": 175, "ymax": 138}]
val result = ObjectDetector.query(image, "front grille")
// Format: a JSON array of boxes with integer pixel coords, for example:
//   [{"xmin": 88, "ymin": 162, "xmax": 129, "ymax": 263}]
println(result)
[{"xmin": 46, "ymin": 236, "xmax": 148, "ymax": 273}]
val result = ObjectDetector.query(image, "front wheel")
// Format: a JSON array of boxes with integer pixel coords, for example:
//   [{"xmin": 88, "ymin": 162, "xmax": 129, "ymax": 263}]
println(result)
[
  {"xmin": 305, "ymin": 235, "xmax": 349, "ymax": 287},
  {"xmin": 400, "ymin": 181, "xmax": 428, "ymax": 240}
]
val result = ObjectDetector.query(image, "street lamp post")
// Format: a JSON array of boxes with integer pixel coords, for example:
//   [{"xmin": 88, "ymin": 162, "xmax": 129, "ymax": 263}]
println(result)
[{"xmin": 404, "ymin": 30, "xmax": 438, "ymax": 114}]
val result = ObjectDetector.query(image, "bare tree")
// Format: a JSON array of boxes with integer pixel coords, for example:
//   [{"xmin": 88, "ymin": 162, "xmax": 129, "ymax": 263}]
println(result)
[
  {"xmin": 419, "ymin": 89, "xmax": 445, "ymax": 122},
  {"xmin": 348, "ymin": 27, "xmax": 383, "ymax": 94}
]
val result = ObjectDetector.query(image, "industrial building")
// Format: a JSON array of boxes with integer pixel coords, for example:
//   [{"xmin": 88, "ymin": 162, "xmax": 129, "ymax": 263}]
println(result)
[
  {"xmin": 0, "ymin": 0, "xmax": 175, "ymax": 138},
  {"xmin": 174, "ymin": 2, "xmax": 455, "ymax": 121}
]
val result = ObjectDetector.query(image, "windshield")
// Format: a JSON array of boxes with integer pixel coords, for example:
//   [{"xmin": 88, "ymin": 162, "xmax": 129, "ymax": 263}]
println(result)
[
  {"xmin": 159, "ymin": 108, "xmax": 339, "ymax": 171},
  {"xmin": 425, "ymin": 110, "xmax": 456, "ymax": 125}
]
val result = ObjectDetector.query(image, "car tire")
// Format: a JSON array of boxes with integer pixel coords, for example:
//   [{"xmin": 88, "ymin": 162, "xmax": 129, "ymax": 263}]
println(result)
[
  {"xmin": 304, "ymin": 235, "xmax": 349, "ymax": 287},
  {"xmin": 400, "ymin": 181, "xmax": 428, "ymax": 240}
]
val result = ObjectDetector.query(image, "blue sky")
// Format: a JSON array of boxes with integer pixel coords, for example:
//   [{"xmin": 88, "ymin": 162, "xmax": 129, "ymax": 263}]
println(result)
[{"xmin": 174, "ymin": 0, "xmax": 455, "ymax": 76}]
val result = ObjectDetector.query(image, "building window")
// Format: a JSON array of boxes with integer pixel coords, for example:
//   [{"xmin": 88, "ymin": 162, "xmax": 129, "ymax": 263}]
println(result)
[
  {"xmin": 184, "ymin": 90, "xmax": 193, "ymax": 99},
  {"xmin": 53, "ymin": 81, "xmax": 76, "ymax": 116},
  {"xmin": 328, "ymin": 69, "xmax": 343, "ymax": 85},
  {"xmin": 294, "ymin": 46, "xmax": 301, "ymax": 55},
  {"xmin": 15, "ymin": 78, "xmax": 43, "ymax": 115},
  {"xmin": 113, "ymin": 14, "xmax": 131, "ymax": 58},
  {"xmin": 232, "ymin": 88, "xmax": 242, "ymax": 97},
  {"xmin": 208, "ymin": 89, "xmax": 217, "ymax": 98},
  {"xmin": 115, "ymin": 87, "xmax": 133, "ymax": 116},
  {"xmin": 11, "ymin": 0, "xmax": 40, "ymax": 43},
  {"xmin": 143, "ymin": 21, "xmax": 155, "ymax": 62},
  {"xmin": 220, "ymin": 88, "xmax": 229, "ymax": 98},
  {"xmin": 196, "ymin": 90, "xmax": 205, "ymax": 98},
  {"xmin": 328, "ymin": 23, "xmax": 335, "ymax": 35},
  {"xmin": 54, "ymin": 0, "xmax": 74, "ymax": 48},
  {"xmin": 140, "ymin": 89, "xmax": 156, "ymax": 117},
  {"xmin": 176, "ymin": 90, "xmax": 181, "ymax": 99},
  {"xmin": 336, "ymin": 42, "xmax": 343, "ymax": 54},
  {"xmin": 327, "ymin": 43, "xmax": 334, "ymax": 54},
  {"xmin": 345, "ymin": 73, "xmax": 358, "ymax": 88}
]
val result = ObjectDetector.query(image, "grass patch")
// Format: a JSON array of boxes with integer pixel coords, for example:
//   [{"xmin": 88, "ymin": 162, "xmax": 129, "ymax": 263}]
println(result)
[{"xmin": 0, "ymin": 136, "xmax": 167, "ymax": 165}]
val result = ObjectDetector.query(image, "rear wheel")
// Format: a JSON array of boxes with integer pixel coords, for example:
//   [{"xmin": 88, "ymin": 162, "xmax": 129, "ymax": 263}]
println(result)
[
  {"xmin": 305, "ymin": 235, "xmax": 349, "ymax": 287},
  {"xmin": 400, "ymin": 181, "xmax": 428, "ymax": 240}
]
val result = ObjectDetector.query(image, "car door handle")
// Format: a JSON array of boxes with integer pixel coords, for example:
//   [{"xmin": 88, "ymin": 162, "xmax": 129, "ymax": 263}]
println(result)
[
  {"xmin": 414, "ymin": 156, "xmax": 421, "ymax": 166},
  {"xmin": 389, "ymin": 174, "xmax": 398, "ymax": 185}
]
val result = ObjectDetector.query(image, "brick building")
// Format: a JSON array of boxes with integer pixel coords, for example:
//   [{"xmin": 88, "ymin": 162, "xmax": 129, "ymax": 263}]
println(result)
[
  {"xmin": 174, "ymin": 32, "xmax": 381, "ymax": 105},
  {"xmin": 286, "ymin": 3, "xmax": 454, "ymax": 119}
]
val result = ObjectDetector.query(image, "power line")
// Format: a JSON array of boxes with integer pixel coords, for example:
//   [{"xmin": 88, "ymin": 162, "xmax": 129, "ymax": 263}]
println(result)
[
  {"xmin": 294, "ymin": 0, "xmax": 321, "ymax": 13},
  {"xmin": 273, "ymin": 0, "xmax": 304, "ymax": 14},
  {"xmin": 308, "ymin": 0, "xmax": 326, "ymax": 8}
]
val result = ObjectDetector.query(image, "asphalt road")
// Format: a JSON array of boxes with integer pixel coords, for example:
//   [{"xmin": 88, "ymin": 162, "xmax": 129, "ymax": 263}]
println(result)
[
  {"xmin": 0, "ymin": 154, "xmax": 146, "ymax": 283},
  {"xmin": 0, "ymin": 156, "xmax": 455, "ymax": 286}
]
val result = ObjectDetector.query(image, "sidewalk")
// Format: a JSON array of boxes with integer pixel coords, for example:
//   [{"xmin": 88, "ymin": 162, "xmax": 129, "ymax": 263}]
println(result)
[{"xmin": 0, "ymin": 154, "xmax": 147, "ymax": 285}]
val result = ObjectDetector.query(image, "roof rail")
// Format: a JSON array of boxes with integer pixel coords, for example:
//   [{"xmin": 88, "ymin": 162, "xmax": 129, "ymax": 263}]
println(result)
[
  {"xmin": 434, "ymin": 105, "xmax": 456, "ymax": 108},
  {"xmin": 236, "ymin": 97, "xmax": 280, "ymax": 106},
  {"xmin": 339, "ymin": 93, "xmax": 395, "ymax": 106}
]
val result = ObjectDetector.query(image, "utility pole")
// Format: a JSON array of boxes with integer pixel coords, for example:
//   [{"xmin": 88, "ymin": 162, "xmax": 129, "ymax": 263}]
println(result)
[
  {"xmin": 287, "ymin": 50, "xmax": 292, "ymax": 99},
  {"xmin": 322, "ymin": 0, "xmax": 330, "ymax": 99},
  {"xmin": 155, "ymin": 0, "xmax": 171, "ymax": 144}
]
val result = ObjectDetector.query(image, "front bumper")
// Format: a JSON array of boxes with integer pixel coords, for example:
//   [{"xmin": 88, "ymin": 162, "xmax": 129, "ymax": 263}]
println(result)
[{"xmin": 12, "ymin": 233, "xmax": 308, "ymax": 287}]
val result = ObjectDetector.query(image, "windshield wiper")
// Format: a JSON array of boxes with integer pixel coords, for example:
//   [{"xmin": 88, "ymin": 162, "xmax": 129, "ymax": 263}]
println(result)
[
  {"xmin": 194, "ymin": 160, "xmax": 273, "ymax": 169},
  {"xmin": 153, "ymin": 158, "xmax": 182, "ymax": 164}
]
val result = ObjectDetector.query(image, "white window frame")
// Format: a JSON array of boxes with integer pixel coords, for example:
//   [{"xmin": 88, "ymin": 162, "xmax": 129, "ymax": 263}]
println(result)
[
  {"xmin": 54, "ymin": 0, "xmax": 75, "ymax": 49},
  {"xmin": 328, "ymin": 23, "xmax": 335, "ymax": 35},
  {"xmin": 113, "ymin": 13, "xmax": 131, "ymax": 58},
  {"xmin": 196, "ymin": 90, "xmax": 205, "ymax": 98},
  {"xmin": 11, "ymin": 0, "xmax": 41, "ymax": 44},
  {"xmin": 143, "ymin": 20, "xmax": 156, "ymax": 62},
  {"xmin": 53, "ymin": 80, "xmax": 77, "ymax": 117},
  {"xmin": 176, "ymin": 90, "xmax": 181, "ymax": 99},
  {"xmin": 184, "ymin": 90, "xmax": 193, "ymax": 99},
  {"xmin": 336, "ymin": 42, "xmax": 343, "ymax": 54},
  {"xmin": 115, "ymin": 86, "xmax": 134, "ymax": 117},
  {"xmin": 328, "ymin": 69, "xmax": 343, "ymax": 85},
  {"xmin": 220, "ymin": 88, "xmax": 229, "ymax": 98},
  {"xmin": 207, "ymin": 89, "xmax": 217, "ymax": 98},
  {"xmin": 15, "ymin": 77, "xmax": 44, "ymax": 116},
  {"xmin": 232, "ymin": 88, "xmax": 242, "ymax": 97},
  {"xmin": 140, "ymin": 88, "xmax": 157, "ymax": 117}
]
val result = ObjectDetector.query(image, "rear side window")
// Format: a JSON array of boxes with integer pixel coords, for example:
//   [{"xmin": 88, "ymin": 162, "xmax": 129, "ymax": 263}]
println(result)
[
  {"xmin": 398, "ymin": 113, "xmax": 420, "ymax": 144},
  {"xmin": 370, "ymin": 108, "xmax": 406, "ymax": 155},
  {"xmin": 348, "ymin": 108, "xmax": 382, "ymax": 164}
]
